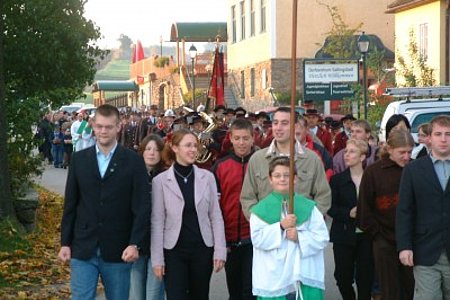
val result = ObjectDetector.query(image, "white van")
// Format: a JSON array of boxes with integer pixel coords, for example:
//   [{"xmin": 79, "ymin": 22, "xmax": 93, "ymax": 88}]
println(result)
[{"xmin": 379, "ymin": 87, "xmax": 450, "ymax": 142}]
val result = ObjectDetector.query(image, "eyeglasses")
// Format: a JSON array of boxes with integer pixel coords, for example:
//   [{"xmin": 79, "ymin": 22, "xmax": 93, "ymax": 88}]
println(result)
[{"xmin": 271, "ymin": 173, "xmax": 290, "ymax": 179}]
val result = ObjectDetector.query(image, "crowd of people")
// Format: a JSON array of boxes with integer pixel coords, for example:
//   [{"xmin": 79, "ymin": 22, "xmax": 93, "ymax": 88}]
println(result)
[{"xmin": 48, "ymin": 102, "xmax": 450, "ymax": 300}]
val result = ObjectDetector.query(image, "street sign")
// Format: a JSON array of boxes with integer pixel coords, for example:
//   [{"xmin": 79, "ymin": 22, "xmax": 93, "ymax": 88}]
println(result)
[{"xmin": 303, "ymin": 59, "xmax": 359, "ymax": 101}]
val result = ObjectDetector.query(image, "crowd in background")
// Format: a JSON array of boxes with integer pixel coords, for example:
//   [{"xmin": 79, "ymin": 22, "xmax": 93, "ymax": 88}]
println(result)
[{"xmin": 42, "ymin": 102, "xmax": 450, "ymax": 300}]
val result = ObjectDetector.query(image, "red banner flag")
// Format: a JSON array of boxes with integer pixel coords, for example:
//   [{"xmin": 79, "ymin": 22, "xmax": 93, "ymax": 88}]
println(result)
[
  {"xmin": 208, "ymin": 47, "xmax": 225, "ymax": 106},
  {"xmin": 132, "ymin": 40, "xmax": 145, "ymax": 63}
]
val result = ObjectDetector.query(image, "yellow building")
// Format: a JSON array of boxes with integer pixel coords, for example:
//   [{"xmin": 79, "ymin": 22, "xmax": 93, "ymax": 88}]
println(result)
[
  {"xmin": 227, "ymin": 0, "xmax": 394, "ymax": 110},
  {"xmin": 386, "ymin": 0, "xmax": 449, "ymax": 86}
]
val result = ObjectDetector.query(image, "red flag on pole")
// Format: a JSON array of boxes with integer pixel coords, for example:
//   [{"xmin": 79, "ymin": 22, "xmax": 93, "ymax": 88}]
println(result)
[
  {"xmin": 135, "ymin": 40, "xmax": 145, "ymax": 62},
  {"xmin": 131, "ymin": 40, "xmax": 145, "ymax": 63},
  {"xmin": 208, "ymin": 47, "xmax": 225, "ymax": 106}
]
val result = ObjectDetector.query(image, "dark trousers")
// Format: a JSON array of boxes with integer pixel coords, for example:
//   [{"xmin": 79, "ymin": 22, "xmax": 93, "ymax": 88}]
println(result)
[
  {"xmin": 164, "ymin": 244, "xmax": 213, "ymax": 300},
  {"xmin": 333, "ymin": 233, "xmax": 374, "ymax": 300},
  {"xmin": 225, "ymin": 243, "xmax": 255, "ymax": 300},
  {"xmin": 372, "ymin": 235, "xmax": 414, "ymax": 300}
]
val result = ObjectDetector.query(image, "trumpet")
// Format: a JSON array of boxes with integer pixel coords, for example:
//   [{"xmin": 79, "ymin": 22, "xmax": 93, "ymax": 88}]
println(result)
[{"xmin": 196, "ymin": 112, "xmax": 218, "ymax": 164}]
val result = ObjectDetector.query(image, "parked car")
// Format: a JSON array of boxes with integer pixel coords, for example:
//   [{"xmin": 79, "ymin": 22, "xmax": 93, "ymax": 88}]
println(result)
[
  {"xmin": 379, "ymin": 88, "xmax": 450, "ymax": 142},
  {"xmin": 406, "ymin": 108, "xmax": 450, "ymax": 142}
]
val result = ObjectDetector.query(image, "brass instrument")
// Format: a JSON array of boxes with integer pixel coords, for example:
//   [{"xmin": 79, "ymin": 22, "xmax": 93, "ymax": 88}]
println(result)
[{"xmin": 196, "ymin": 112, "xmax": 218, "ymax": 164}]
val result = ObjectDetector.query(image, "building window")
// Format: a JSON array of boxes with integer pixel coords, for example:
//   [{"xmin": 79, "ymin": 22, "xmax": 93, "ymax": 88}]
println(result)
[
  {"xmin": 240, "ymin": 70, "xmax": 245, "ymax": 98},
  {"xmin": 261, "ymin": 69, "xmax": 267, "ymax": 89},
  {"xmin": 250, "ymin": 68, "xmax": 255, "ymax": 96},
  {"xmin": 419, "ymin": 23, "xmax": 428, "ymax": 60},
  {"xmin": 231, "ymin": 6, "xmax": 236, "ymax": 43},
  {"xmin": 260, "ymin": 0, "xmax": 266, "ymax": 33},
  {"xmin": 250, "ymin": 0, "xmax": 255, "ymax": 37},
  {"xmin": 240, "ymin": 1, "xmax": 245, "ymax": 40}
]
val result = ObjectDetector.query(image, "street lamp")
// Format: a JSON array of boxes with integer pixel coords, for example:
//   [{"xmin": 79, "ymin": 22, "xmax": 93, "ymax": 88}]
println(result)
[
  {"xmin": 160, "ymin": 35, "xmax": 163, "ymax": 56},
  {"xmin": 358, "ymin": 31, "xmax": 370, "ymax": 120},
  {"xmin": 189, "ymin": 44, "xmax": 197, "ymax": 109}
]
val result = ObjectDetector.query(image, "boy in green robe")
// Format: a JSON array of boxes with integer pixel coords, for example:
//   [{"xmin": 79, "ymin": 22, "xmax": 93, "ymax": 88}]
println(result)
[{"xmin": 250, "ymin": 157, "xmax": 329, "ymax": 300}]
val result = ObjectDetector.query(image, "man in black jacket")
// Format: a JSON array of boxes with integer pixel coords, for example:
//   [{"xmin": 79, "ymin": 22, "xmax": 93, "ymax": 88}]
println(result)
[
  {"xmin": 58, "ymin": 104, "xmax": 149, "ymax": 300},
  {"xmin": 397, "ymin": 115, "xmax": 450, "ymax": 299}
]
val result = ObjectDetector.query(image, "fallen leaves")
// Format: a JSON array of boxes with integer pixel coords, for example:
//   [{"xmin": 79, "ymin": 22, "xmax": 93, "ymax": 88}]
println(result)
[{"xmin": 0, "ymin": 187, "xmax": 71, "ymax": 299}]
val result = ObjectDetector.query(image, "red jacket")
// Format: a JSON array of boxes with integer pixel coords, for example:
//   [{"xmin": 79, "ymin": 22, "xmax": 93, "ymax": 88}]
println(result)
[
  {"xmin": 315, "ymin": 126, "xmax": 333, "ymax": 156},
  {"xmin": 212, "ymin": 150, "xmax": 254, "ymax": 243},
  {"xmin": 305, "ymin": 135, "xmax": 334, "ymax": 182}
]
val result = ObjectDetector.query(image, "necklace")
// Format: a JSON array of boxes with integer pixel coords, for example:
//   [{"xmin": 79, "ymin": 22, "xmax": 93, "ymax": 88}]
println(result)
[{"xmin": 173, "ymin": 167, "xmax": 193, "ymax": 184}]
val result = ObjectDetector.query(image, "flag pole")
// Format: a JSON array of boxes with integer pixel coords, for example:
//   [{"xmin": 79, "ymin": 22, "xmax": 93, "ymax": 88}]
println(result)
[{"xmin": 289, "ymin": 0, "xmax": 298, "ymax": 214}]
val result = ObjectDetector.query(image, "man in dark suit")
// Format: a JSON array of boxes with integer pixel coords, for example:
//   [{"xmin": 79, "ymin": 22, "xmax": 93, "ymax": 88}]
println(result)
[
  {"xmin": 397, "ymin": 115, "xmax": 450, "ymax": 299},
  {"xmin": 58, "ymin": 104, "xmax": 150, "ymax": 300}
]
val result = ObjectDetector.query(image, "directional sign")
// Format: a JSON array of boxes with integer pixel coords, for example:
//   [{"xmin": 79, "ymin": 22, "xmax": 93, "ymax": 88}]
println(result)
[{"xmin": 303, "ymin": 59, "xmax": 359, "ymax": 101}]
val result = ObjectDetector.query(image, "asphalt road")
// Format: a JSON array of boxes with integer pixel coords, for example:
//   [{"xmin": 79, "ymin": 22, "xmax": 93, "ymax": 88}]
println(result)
[{"xmin": 35, "ymin": 164, "xmax": 341, "ymax": 299}]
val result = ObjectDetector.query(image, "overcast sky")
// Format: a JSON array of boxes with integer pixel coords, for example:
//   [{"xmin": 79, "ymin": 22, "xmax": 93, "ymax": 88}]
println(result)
[{"xmin": 84, "ymin": 0, "xmax": 227, "ymax": 49}]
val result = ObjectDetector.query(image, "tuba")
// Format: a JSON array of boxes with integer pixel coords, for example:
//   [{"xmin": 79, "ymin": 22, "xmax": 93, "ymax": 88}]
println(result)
[{"xmin": 196, "ymin": 112, "xmax": 218, "ymax": 164}]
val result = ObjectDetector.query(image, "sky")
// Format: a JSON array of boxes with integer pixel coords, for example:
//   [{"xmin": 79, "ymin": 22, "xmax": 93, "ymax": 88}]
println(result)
[{"xmin": 84, "ymin": 0, "xmax": 227, "ymax": 49}]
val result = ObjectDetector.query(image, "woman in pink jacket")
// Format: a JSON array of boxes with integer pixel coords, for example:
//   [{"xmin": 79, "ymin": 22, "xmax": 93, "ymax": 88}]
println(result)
[{"xmin": 151, "ymin": 129, "xmax": 226, "ymax": 300}]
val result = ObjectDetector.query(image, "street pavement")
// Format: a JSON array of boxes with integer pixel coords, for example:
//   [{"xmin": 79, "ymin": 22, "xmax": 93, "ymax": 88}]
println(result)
[{"xmin": 35, "ymin": 164, "xmax": 341, "ymax": 299}]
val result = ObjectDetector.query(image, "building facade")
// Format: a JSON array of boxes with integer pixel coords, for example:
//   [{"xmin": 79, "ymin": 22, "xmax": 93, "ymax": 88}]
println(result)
[
  {"xmin": 387, "ymin": 0, "xmax": 449, "ymax": 86},
  {"xmin": 227, "ymin": 0, "xmax": 395, "ymax": 111}
]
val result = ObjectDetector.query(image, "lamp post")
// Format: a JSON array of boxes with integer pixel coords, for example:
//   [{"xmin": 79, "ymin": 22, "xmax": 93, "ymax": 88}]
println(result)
[
  {"xmin": 358, "ymin": 31, "xmax": 370, "ymax": 120},
  {"xmin": 160, "ymin": 35, "xmax": 163, "ymax": 56},
  {"xmin": 189, "ymin": 44, "xmax": 197, "ymax": 109}
]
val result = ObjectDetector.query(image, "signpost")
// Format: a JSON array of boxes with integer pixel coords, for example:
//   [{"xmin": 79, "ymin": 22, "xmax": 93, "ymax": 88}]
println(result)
[{"xmin": 303, "ymin": 59, "xmax": 359, "ymax": 101}]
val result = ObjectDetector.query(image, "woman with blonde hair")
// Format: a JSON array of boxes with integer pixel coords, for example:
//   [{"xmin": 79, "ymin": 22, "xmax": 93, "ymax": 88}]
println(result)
[
  {"xmin": 357, "ymin": 129, "xmax": 415, "ymax": 299},
  {"xmin": 329, "ymin": 139, "xmax": 374, "ymax": 300},
  {"xmin": 151, "ymin": 129, "xmax": 226, "ymax": 300}
]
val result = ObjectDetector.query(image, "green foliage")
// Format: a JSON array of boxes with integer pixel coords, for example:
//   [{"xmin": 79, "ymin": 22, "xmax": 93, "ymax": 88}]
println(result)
[
  {"xmin": 117, "ymin": 34, "xmax": 133, "ymax": 60},
  {"xmin": 396, "ymin": 29, "xmax": 435, "ymax": 87},
  {"xmin": 154, "ymin": 56, "xmax": 170, "ymax": 68},
  {"xmin": 367, "ymin": 47, "xmax": 390, "ymax": 83},
  {"xmin": 1, "ymin": 0, "xmax": 107, "ymax": 218},
  {"xmin": 273, "ymin": 90, "xmax": 302, "ymax": 105},
  {"xmin": 95, "ymin": 59, "xmax": 131, "ymax": 80},
  {"xmin": 316, "ymin": 1, "xmax": 363, "ymax": 59},
  {"xmin": 183, "ymin": 89, "xmax": 206, "ymax": 105}
]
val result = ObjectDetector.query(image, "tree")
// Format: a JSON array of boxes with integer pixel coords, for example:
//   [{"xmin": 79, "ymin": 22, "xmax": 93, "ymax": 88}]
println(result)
[
  {"xmin": 396, "ymin": 29, "xmax": 435, "ymax": 87},
  {"xmin": 315, "ymin": 1, "xmax": 362, "ymax": 59},
  {"xmin": 0, "ymin": 0, "xmax": 107, "ymax": 221},
  {"xmin": 118, "ymin": 34, "xmax": 133, "ymax": 60}
]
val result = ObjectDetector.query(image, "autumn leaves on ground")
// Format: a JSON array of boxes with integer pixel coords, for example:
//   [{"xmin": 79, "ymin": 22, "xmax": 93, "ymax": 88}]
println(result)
[{"xmin": 0, "ymin": 188, "xmax": 70, "ymax": 299}]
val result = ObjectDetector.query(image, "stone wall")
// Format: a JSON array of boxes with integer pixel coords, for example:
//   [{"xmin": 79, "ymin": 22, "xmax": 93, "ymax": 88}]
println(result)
[{"xmin": 227, "ymin": 58, "xmax": 305, "ymax": 112}]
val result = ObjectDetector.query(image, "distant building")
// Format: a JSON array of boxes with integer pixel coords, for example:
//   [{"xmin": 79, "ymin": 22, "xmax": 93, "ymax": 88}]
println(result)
[{"xmin": 226, "ymin": 0, "xmax": 395, "ymax": 111}]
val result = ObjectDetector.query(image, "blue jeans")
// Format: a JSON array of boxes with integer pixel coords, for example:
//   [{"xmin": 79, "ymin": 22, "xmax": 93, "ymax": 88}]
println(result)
[
  {"xmin": 51, "ymin": 146, "xmax": 63, "ymax": 167},
  {"xmin": 70, "ymin": 251, "xmax": 132, "ymax": 300},
  {"xmin": 129, "ymin": 255, "xmax": 165, "ymax": 300}
]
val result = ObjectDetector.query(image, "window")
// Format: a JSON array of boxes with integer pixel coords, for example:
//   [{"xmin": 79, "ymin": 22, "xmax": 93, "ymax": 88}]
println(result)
[
  {"xmin": 240, "ymin": 1, "xmax": 245, "ymax": 40},
  {"xmin": 250, "ymin": 68, "xmax": 255, "ymax": 96},
  {"xmin": 240, "ymin": 70, "xmax": 245, "ymax": 98},
  {"xmin": 261, "ymin": 69, "xmax": 267, "ymax": 89},
  {"xmin": 419, "ymin": 23, "xmax": 428, "ymax": 60},
  {"xmin": 250, "ymin": 0, "xmax": 255, "ymax": 37},
  {"xmin": 260, "ymin": 0, "xmax": 266, "ymax": 33},
  {"xmin": 231, "ymin": 6, "xmax": 236, "ymax": 43}
]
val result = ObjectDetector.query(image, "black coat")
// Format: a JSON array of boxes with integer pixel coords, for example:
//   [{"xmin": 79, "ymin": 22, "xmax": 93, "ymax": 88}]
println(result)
[
  {"xmin": 396, "ymin": 155, "xmax": 450, "ymax": 266},
  {"xmin": 328, "ymin": 168, "xmax": 359, "ymax": 245},
  {"xmin": 60, "ymin": 144, "xmax": 150, "ymax": 262}
]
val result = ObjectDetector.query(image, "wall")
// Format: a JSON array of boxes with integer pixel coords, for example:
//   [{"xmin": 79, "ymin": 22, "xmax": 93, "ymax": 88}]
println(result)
[{"xmin": 394, "ymin": 0, "xmax": 444, "ymax": 85}]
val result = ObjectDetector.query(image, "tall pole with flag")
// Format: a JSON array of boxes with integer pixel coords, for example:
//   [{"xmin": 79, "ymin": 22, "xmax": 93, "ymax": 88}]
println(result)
[
  {"xmin": 208, "ymin": 36, "xmax": 225, "ymax": 108},
  {"xmin": 288, "ymin": 0, "xmax": 298, "ymax": 214}
]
